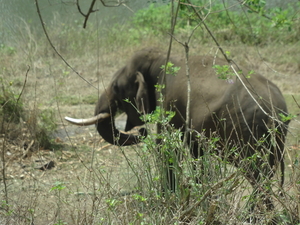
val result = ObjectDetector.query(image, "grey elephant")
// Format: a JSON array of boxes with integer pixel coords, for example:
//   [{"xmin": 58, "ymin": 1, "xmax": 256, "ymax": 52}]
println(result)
[{"xmin": 65, "ymin": 47, "xmax": 289, "ymax": 209}]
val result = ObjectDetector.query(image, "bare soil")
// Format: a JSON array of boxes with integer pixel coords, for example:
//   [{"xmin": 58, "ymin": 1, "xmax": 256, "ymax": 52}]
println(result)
[{"xmin": 1, "ymin": 43, "xmax": 300, "ymax": 224}]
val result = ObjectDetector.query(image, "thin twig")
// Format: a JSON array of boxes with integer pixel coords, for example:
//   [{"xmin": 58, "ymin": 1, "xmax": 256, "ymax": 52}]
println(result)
[
  {"xmin": 187, "ymin": 0, "xmax": 231, "ymax": 63},
  {"xmin": 167, "ymin": 1, "xmax": 201, "ymax": 144},
  {"xmin": 34, "ymin": 0, "xmax": 98, "ymax": 90},
  {"xmin": 1, "ymin": 65, "xmax": 30, "ymax": 206},
  {"xmin": 188, "ymin": 1, "xmax": 287, "ymax": 125},
  {"xmin": 292, "ymin": 95, "xmax": 300, "ymax": 110},
  {"xmin": 1, "ymin": 121, "xmax": 8, "ymax": 206},
  {"xmin": 76, "ymin": 0, "xmax": 131, "ymax": 28},
  {"xmin": 76, "ymin": 0, "xmax": 87, "ymax": 17},
  {"xmin": 230, "ymin": 65, "xmax": 284, "ymax": 125},
  {"xmin": 16, "ymin": 66, "xmax": 29, "ymax": 103},
  {"xmin": 22, "ymin": 140, "xmax": 35, "ymax": 159},
  {"xmin": 163, "ymin": 0, "xmax": 181, "ymax": 89},
  {"xmin": 83, "ymin": 0, "xmax": 98, "ymax": 28},
  {"xmin": 100, "ymin": 0, "xmax": 125, "ymax": 7},
  {"xmin": 179, "ymin": 172, "xmax": 237, "ymax": 220},
  {"xmin": 236, "ymin": 0, "xmax": 273, "ymax": 20}
]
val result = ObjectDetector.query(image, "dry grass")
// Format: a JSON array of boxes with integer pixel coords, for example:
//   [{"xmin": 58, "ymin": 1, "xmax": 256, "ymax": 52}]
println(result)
[{"xmin": 0, "ymin": 11, "xmax": 300, "ymax": 224}]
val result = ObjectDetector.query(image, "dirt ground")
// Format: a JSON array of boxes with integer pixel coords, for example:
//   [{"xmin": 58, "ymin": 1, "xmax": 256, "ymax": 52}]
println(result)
[{"xmin": 1, "ymin": 43, "xmax": 300, "ymax": 224}]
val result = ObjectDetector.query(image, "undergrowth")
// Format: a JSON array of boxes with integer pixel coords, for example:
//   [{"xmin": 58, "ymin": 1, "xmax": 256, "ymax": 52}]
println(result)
[
  {"xmin": 0, "ymin": 1, "xmax": 299, "ymax": 224},
  {"xmin": 0, "ymin": 76, "xmax": 57, "ymax": 149},
  {"xmin": 131, "ymin": 1, "xmax": 300, "ymax": 45}
]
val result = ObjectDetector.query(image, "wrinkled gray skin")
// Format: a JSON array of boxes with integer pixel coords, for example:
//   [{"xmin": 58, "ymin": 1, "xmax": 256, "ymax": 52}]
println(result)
[{"xmin": 66, "ymin": 47, "xmax": 289, "ymax": 209}]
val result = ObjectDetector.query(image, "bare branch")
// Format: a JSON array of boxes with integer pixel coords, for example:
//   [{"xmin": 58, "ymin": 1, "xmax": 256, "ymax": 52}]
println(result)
[
  {"xmin": 76, "ymin": 0, "xmax": 88, "ymax": 17},
  {"xmin": 34, "ymin": 0, "xmax": 98, "ymax": 90},
  {"xmin": 99, "ymin": 0, "xmax": 126, "ymax": 7},
  {"xmin": 179, "ymin": 172, "xmax": 237, "ymax": 220},
  {"xmin": 230, "ymin": 65, "xmax": 284, "ymax": 125},
  {"xmin": 16, "ymin": 66, "xmax": 30, "ymax": 103},
  {"xmin": 185, "ymin": 1, "xmax": 287, "ymax": 128},
  {"xmin": 76, "ymin": 0, "xmax": 99, "ymax": 28},
  {"xmin": 168, "ymin": 1, "xmax": 203, "ymax": 144},
  {"xmin": 186, "ymin": 0, "xmax": 231, "ymax": 63},
  {"xmin": 76, "ymin": 0, "xmax": 129, "ymax": 28}
]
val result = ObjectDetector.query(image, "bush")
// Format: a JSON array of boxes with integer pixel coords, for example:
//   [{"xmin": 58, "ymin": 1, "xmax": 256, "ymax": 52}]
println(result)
[
  {"xmin": 0, "ymin": 77, "xmax": 24, "ymax": 123},
  {"xmin": 0, "ymin": 77, "xmax": 57, "ymax": 149},
  {"xmin": 130, "ymin": 1, "xmax": 300, "ymax": 45},
  {"xmin": 35, "ymin": 108, "xmax": 57, "ymax": 149},
  {"xmin": 131, "ymin": 3, "xmax": 171, "ymax": 36},
  {"xmin": 114, "ymin": 104, "xmax": 297, "ymax": 224}
]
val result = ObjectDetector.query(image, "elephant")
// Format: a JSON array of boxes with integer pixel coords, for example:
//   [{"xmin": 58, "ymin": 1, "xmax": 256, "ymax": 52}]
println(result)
[{"xmin": 65, "ymin": 47, "xmax": 289, "ymax": 209}]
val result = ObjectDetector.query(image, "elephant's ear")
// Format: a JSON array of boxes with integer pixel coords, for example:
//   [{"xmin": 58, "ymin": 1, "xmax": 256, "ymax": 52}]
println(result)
[{"xmin": 135, "ymin": 72, "xmax": 150, "ymax": 114}]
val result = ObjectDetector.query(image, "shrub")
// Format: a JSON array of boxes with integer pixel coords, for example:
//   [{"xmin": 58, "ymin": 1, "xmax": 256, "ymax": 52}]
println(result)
[
  {"xmin": 130, "ymin": 1, "xmax": 300, "ymax": 45},
  {"xmin": 0, "ymin": 77, "xmax": 57, "ymax": 149},
  {"xmin": 131, "ymin": 3, "xmax": 171, "ymax": 36},
  {"xmin": 0, "ymin": 77, "xmax": 24, "ymax": 123},
  {"xmin": 35, "ymin": 108, "xmax": 57, "ymax": 149}
]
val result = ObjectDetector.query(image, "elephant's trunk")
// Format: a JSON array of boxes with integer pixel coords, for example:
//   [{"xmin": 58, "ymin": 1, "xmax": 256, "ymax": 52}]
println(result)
[{"xmin": 95, "ymin": 116, "xmax": 146, "ymax": 146}]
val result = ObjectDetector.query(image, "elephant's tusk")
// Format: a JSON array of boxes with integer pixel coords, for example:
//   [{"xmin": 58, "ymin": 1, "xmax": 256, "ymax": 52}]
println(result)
[{"xmin": 65, "ymin": 113, "xmax": 110, "ymax": 126}]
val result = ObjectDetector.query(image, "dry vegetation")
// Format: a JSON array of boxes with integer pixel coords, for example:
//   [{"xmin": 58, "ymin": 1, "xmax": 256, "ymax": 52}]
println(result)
[{"xmin": 1, "ymin": 1, "xmax": 300, "ymax": 224}]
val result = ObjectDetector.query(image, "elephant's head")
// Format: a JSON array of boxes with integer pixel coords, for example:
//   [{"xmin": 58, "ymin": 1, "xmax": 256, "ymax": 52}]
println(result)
[
  {"xmin": 65, "ymin": 48, "xmax": 165, "ymax": 145},
  {"xmin": 65, "ymin": 69, "xmax": 150, "ymax": 146}
]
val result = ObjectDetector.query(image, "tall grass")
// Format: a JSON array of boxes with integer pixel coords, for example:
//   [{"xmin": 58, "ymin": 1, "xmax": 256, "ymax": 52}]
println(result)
[{"xmin": 0, "ymin": 1, "xmax": 299, "ymax": 224}]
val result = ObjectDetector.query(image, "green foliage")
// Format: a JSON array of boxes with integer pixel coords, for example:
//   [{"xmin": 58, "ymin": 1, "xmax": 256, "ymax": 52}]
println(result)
[
  {"xmin": 120, "ymin": 80, "xmax": 298, "ymax": 223},
  {"xmin": 50, "ymin": 181, "xmax": 66, "ymax": 192},
  {"xmin": 279, "ymin": 112, "xmax": 296, "ymax": 122},
  {"xmin": 1, "ymin": 200, "xmax": 14, "ymax": 216},
  {"xmin": 0, "ymin": 76, "xmax": 58, "ymax": 149},
  {"xmin": 130, "ymin": 1, "xmax": 300, "ymax": 45},
  {"xmin": 131, "ymin": 3, "xmax": 171, "ymax": 36},
  {"xmin": 39, "ymin": 109, "xmax": 57, "ymax": 134},
  {"xmin": 1, "ymin": 105, "xmax": 58, "ymax": 150},
  {"xmin": 132, "ymin": 194, "xmax": 147, "ymax": 202},
  {"xmin": 142, "ymin": 106, "xmax": 175, "ymax": 125},
  {"xmin": 53, "ymin": 220, "xmax": 67, "ymax": 225},
  {"xmin": 50, "ymin": 181, "xmax": 67, "ymax": 225},
  {"xmin": 243, "ymin": 0, "xmax": 295, "ymax": 33},
  {"xmin": 140, "ymin": 106, "xmax": 185, "ymax": 194},
  {"xmin": 0, "ymin": 3, "xmax": 298, "ymax": 224},
  {"xmin": 213, "ymin": 64, "xmax": 253, "ymax": 82},
  {"xmin": 0, "ymin": 77, "xmax": 24, "ymax": 123},
  {"xmin": 213, "ymin": 64, "xmax": 235, "ymax": 83},
  {"xmin": 270, "ymin": 7, "xmax": 292, "ymax": 28},
  {"xmin": 160, "ymin": 61, "xmax": 181, "ymax": 76},
  {"xmin": 34, "ymin": 108, "xmax": 57, "ymax": 149},
  {"xmin": 0, "ymin": 44, "xmax": 16, "ymax": 55},
  {"xmin": 105, "ymin": 198, "xmax": 122, "ymax": 211},
  {"xmin": 245, "ymin": 0, "xmax": 266, "ymax": 14}
]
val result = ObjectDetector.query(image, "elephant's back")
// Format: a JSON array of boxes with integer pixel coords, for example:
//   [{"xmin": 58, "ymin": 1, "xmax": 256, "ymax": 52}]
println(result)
[
  {"xmin": 165, "ymin": 55, "xmax": 234, "ymax": 114},
  {"xmin": 164, "ymin": 55, "xmax": 287, "ymax": 133}
]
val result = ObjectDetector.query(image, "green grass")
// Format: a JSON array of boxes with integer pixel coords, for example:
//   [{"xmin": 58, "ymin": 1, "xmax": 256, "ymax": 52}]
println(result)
[
  {"xmin": 0, "ymin": 1, "xmax": 300, "ymax": 224},
  {"xmin": 54, "ymin": 95, "xmax": 98, "ymax": 106}
]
